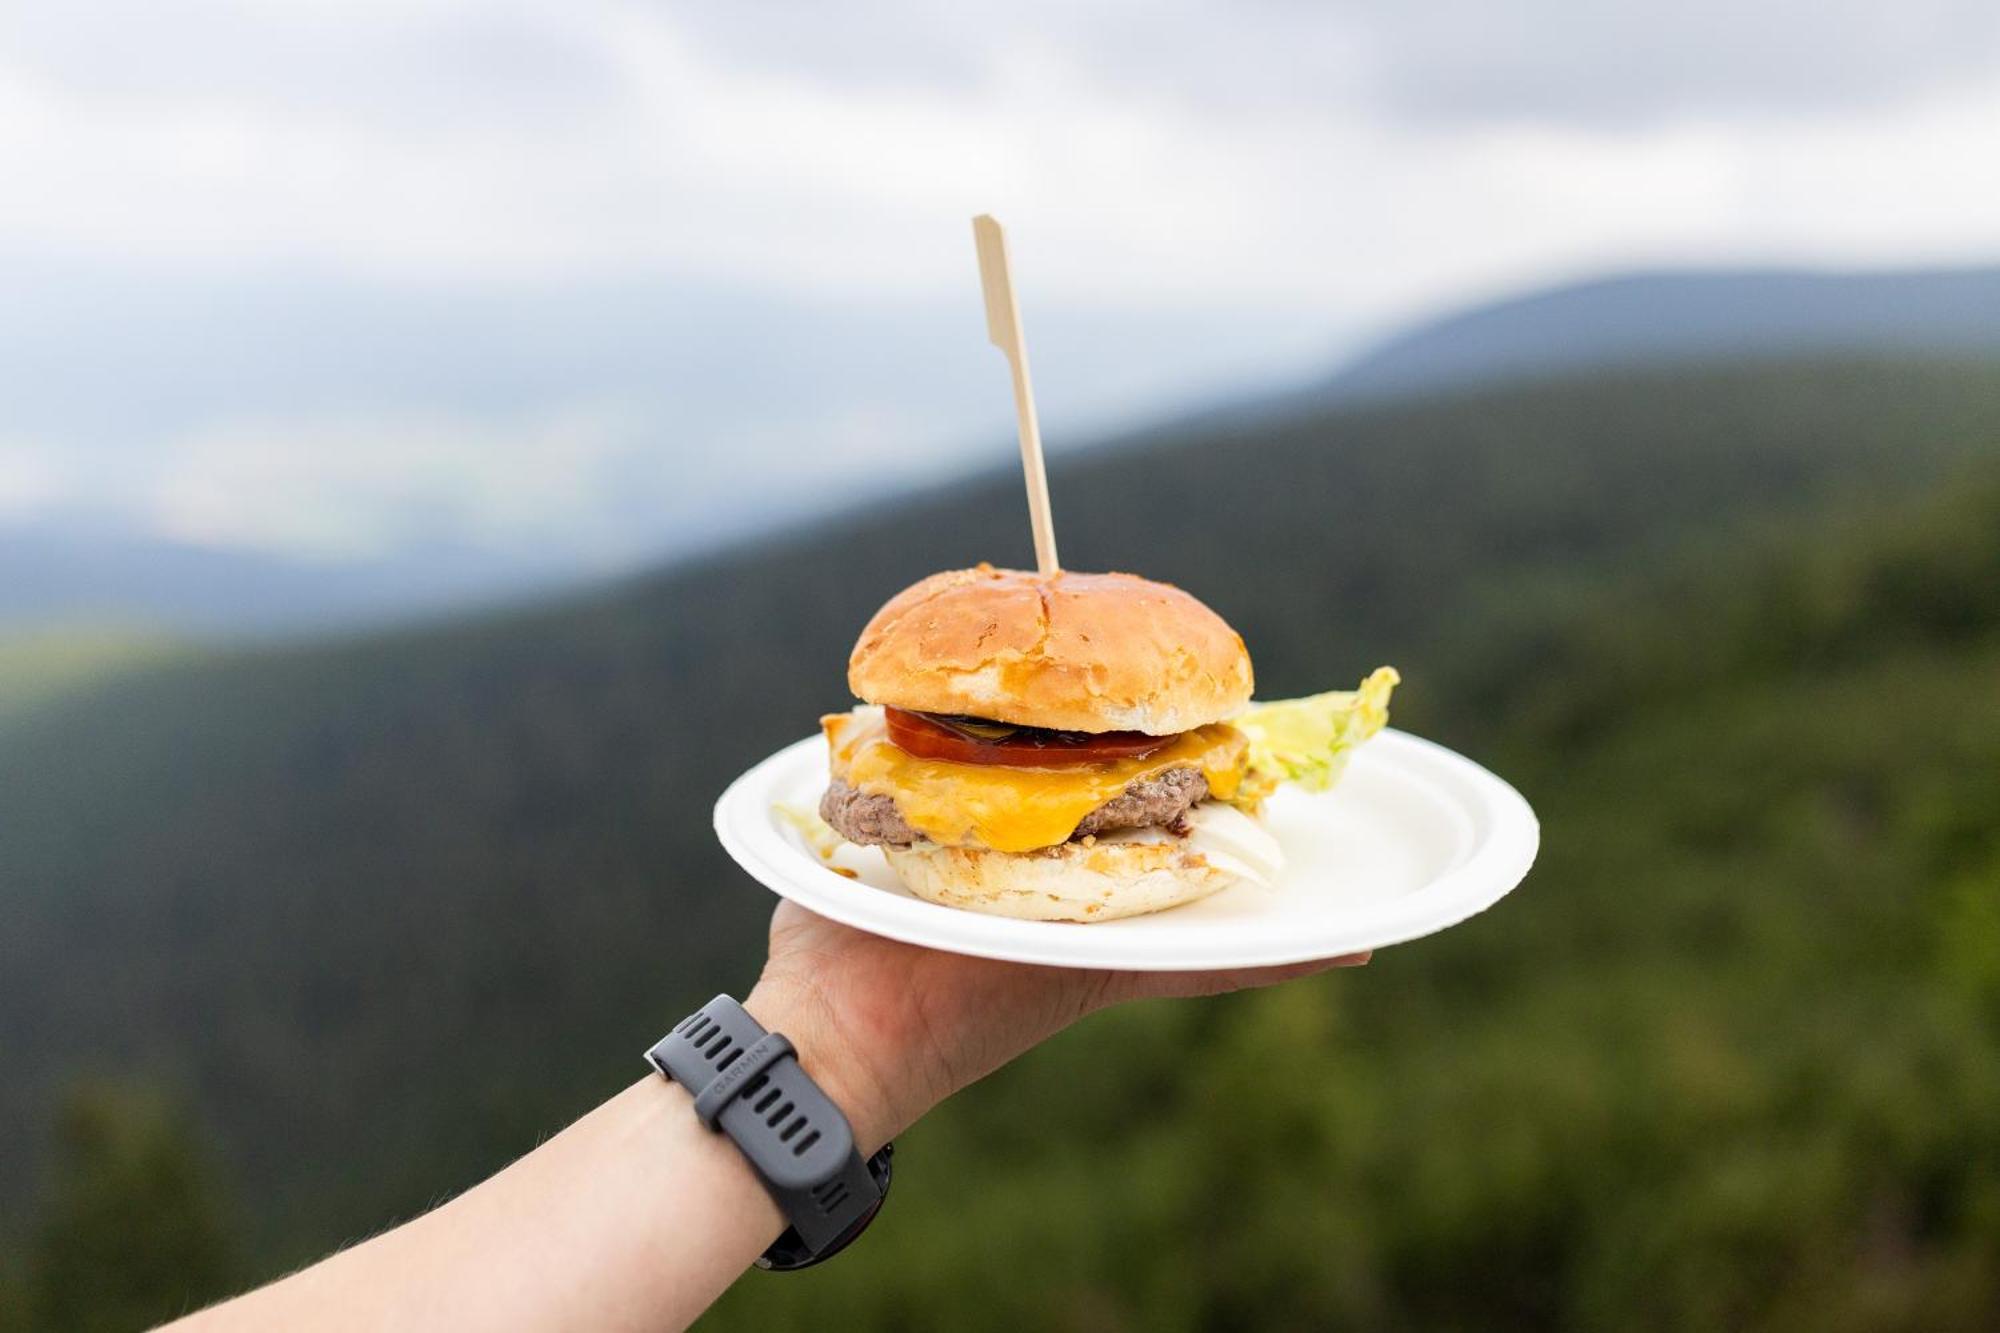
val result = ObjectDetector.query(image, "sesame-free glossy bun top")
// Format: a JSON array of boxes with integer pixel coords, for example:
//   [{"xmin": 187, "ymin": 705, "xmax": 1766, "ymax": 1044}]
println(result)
[{"xmin": 846, "ymin": 564, "xmax": 1253, "ymax": 735}]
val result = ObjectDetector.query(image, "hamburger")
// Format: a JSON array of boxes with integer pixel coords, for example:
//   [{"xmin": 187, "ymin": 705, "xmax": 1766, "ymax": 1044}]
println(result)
[{"xmin": 816, "ymin": 563, "xmax": 1397, "ymax": 922}]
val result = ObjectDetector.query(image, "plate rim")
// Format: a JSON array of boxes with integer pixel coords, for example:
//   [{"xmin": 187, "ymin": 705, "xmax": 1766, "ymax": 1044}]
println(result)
[{"xmin": 713, "ymin": 727, "xmax": 1539, "ymax": 971}]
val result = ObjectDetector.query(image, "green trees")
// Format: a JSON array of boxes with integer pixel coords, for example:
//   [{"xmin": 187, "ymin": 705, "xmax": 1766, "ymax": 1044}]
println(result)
[
  {"xmin": 17, "ymin": 1085, "xmax": 237, "ymax": 1333},
  {"xmin": 708, "ymin": 462, "xmax": 2000, "ymax": 1328},
  {"xmin": 2, "ymin": 358, "xmax": 1997, "ymax": 1326}
]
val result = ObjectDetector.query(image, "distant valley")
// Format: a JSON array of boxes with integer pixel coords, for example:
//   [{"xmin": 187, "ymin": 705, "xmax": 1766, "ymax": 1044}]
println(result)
[{"xmin": 12, "ymin": 262, "xmax": 2000, "ymax": 637}]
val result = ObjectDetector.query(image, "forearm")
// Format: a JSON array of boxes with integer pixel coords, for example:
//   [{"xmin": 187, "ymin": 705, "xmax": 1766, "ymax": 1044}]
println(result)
[
  {"xmin": 162, "ymin": 905, "xmax": 1358, "ymax": 1333},
  {"xmin": 170, "ymin": 984, "xmax": 898, "ymax": 1333}
]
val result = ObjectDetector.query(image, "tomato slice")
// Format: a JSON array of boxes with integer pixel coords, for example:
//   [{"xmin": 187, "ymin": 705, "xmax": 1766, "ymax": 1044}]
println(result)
[{"xmin": 883, "ymin": 707, "xmax": 1173, "ymax": 766}]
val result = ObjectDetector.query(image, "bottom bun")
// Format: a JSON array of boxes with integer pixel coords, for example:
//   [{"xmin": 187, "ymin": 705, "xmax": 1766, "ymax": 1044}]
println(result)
[{"xmin": 880, "ymin": 807, "xmax": 1283, "ymax": 923}]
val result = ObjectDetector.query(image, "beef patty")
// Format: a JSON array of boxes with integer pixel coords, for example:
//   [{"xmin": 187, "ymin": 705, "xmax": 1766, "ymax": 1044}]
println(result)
[{"xmin": 819, "ymin": 766, "xmax": 1210, "ymax": 848}]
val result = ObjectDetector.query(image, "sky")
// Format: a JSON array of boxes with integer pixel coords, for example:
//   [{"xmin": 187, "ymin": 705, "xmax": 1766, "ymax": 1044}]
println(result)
[{"xmin": 4, "ymin": 0, "xmax": 1999, "ymax": 582}]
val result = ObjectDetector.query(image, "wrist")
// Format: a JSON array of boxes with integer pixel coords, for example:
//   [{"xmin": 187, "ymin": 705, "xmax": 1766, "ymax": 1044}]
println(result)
[{"xmin": 742, "ymin": 978, "xmax": 913, "ymax": 1155}]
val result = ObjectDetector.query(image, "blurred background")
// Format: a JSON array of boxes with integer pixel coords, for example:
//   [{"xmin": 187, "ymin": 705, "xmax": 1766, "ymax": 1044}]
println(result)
[{"xmin": 4, "ymin": 3, "xmax": 1999, "ymax": 1329}]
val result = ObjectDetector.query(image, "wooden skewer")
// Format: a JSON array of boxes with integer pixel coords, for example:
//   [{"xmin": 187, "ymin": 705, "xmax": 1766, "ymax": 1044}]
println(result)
[{"xmin": 972, "ymin": 214, "xmax": 1060, "ymax": 578}]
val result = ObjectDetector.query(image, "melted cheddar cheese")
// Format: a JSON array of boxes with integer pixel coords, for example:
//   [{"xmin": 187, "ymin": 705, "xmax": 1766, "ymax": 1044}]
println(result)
[{"xmin": 823, "ymin": 707, "xmax": 1246, "ymax": 853}]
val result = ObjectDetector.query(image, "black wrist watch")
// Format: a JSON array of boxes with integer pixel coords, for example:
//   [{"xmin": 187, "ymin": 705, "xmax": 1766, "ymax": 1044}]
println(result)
[{"xmin": 646, "ymin": 994, "xmax": 894, "ymax": 1271}]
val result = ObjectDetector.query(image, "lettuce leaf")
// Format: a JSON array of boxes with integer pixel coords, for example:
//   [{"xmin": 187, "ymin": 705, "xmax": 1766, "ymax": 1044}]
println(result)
[{"xmin": 1227, "ymin": 666, "xmax": 1400, "ymax": 809}]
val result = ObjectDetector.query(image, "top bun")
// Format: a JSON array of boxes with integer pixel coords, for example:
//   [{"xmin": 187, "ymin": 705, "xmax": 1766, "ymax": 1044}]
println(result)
[{"xmin": 847, "ymin": 564, "xmax": 1253, "ymax": 734}]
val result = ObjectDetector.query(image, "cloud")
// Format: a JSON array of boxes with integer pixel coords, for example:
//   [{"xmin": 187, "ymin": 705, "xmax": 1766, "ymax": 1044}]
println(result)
[
  {"xmin": 146, "ymin": 404, "xmax": 652, "ymax": 562},
  {"xmin": 17, "ymin": 2, "xmax": 1994, "ymax": 133},
  {"xmin": 1, "ymin": 1, "xmax": 1995, "ymax": 307},
  {"xmin": 1, "ymin": 1, "xmax": 1998, "ymax": 570},
  {"xmin": 1345, "ymin": 0, "xmax": 2000, "ymax": 124},
  {"xmin": 669, "ymin": 2, "xmax": 2000, "ymax": 126},
  {"xmin": 0, "ymin": 443, "xmax": 69, "ymax": 518}
]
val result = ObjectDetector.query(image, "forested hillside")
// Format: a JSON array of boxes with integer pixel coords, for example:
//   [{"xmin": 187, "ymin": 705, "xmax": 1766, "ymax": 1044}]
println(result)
[
  {"xmin": 717, "ymin": 465, "xmax": 2000, "ymax": 1330},
  {"xmin": 4, "ymin": 357, "xmax": 1998, "ymax": 1328}
]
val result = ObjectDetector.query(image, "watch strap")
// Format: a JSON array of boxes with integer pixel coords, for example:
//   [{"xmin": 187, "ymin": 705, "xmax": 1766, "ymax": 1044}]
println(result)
[{"xmin": 647, "ymin": 995, "xmax": 890, "ymax": 1265}]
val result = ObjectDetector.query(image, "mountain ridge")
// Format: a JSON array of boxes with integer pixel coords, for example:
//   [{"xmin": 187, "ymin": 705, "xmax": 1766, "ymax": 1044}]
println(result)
[{"xmin": 1324, "ymin": 263, "xmax": 2000, "ymax": 399}]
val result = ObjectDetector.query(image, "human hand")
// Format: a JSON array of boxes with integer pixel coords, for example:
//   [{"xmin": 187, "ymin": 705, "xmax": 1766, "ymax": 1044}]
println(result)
[{"xmin": 745, "ymin": 901, "xmax": 1370, "ymax": 1153}]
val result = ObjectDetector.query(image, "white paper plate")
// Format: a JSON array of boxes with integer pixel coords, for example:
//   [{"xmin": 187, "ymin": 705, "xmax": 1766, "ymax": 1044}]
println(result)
[{"xmin": 713, "ymin": 728, "xmax": 1538, "ymax": 971}]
